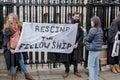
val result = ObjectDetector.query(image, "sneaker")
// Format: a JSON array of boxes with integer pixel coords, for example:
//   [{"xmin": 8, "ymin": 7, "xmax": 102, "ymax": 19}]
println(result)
[{"xmin": 74, "ymin": 72, "xmax": 81, "ymax": 77}]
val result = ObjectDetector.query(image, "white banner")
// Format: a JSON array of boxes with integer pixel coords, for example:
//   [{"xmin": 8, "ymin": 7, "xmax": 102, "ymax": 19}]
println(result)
[
  {"xmin": 15, "ymin": 22, "xmax": 77, "ymax": 53},
  {"xmin": 112, "ymin": 32, "xmax": 120, "ymax": 57}
]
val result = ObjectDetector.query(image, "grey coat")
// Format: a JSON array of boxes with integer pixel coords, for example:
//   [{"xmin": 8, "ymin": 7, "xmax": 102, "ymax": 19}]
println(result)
[{"xmin": 107, "ymin": 19, "xmax": 120, "ymax": 64}]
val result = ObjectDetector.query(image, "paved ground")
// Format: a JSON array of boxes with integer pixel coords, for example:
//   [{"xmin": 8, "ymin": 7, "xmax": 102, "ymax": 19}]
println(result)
[
  {"xmin": 0, "ymin": 64, "xmax": 120, "ymax": 80},
  {"xmin": 0, "ymin": 49, "xmax": 120, "ymax": 80}
]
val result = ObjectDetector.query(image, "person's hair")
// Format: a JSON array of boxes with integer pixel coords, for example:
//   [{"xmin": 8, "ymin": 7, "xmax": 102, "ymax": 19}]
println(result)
[
  {"xmin": 72, "ymin": 12, "xmax": 80, "ymax": 16},
  {"xmin": 115, "ymin": 12, "xmax": 120, "ymax": 20},
  {"xmin": 91, "ymin": 16, "xmax": 101, "ymax": 29},
  {"xmin": 3, "ymin": 13, "xmax": 20, "ymax": 30}
]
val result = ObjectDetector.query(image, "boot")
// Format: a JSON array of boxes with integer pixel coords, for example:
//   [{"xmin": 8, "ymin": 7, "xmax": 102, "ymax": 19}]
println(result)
[
  {"xmin": 74, "ymin": 72, "xmax": 81, "ymax": 77},
  {"xmin": 115, "ymin": 64, "xmax": 120, "ymax": 73},
  {"xmin": 63, "ymin": 72, "xmax": 69, "ymax": 78},
  {"xmin": 11, "ymin": 74, "xmax": 16, "ymax": 80},
  {"xmin": 25, "ymin": 73, "xmax": 34, "ymax": 80},
  {"xmin": 111, "ymin": 65, "xmax": 117, "ymax": 73}
]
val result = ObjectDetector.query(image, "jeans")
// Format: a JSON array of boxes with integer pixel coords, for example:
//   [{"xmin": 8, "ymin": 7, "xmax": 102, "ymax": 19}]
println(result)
[
  {"xmin": 88, "ymin": 51, "xmax": 101, "ymax": 80},
  {"xmin": 10, "ymin": 53, "xmax": 28, "ymax": 74}
]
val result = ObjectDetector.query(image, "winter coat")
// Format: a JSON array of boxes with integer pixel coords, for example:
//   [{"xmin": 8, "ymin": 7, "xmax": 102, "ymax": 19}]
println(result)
[
  {"xmin": 108, "ymin": 19, "xmax": 120, "ymax": 43},
  {"xmin": 0, "ymin": 30, "xmax": 3, "ymax": 48},
  {"xmin": 107, "ymin": 19, "xmax": 120, "ymax": 64},
  {"xmin": 3, "ymin": 28, "xmax": 28, "ymax": 70},
  {"xmin": 85, "ymin": 27, "xmax": 103, "ymax": 51}
]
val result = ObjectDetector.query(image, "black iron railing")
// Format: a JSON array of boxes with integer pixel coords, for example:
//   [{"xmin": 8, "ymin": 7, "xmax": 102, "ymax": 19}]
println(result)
[{"xmin": 0, "ymin": 0, "xmax": 120, "ymax": 68}]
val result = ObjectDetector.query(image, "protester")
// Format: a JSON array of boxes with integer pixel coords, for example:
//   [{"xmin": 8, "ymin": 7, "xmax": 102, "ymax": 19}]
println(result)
[
  {"xmin": 107, "ymin": 12, "xmax": 120, "ymax": 73},
  {"xmin": 60, "ymin": 12, "xmax": 84, "ymax": 78},
  {"xmin": 85, "ymin": 16, "xmax": 103, "ymax": 80},
  {"xmin": 3, "ymin": 13, "xmax": 34, "ymax": 80}
]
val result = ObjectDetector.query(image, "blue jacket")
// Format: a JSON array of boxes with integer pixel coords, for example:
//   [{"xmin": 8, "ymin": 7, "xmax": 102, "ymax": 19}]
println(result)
[{"xmin": 85, "ymin": 27, "xmax": 103, "ymax": 51}]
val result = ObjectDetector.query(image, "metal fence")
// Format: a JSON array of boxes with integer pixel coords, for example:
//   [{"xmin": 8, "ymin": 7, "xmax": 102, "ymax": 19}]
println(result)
[{"xmin": 0, "ymin": 0, "xmax": 120, "ymax": 68}]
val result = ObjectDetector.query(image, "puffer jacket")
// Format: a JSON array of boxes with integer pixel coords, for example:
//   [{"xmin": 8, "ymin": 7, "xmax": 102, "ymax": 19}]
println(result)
[{"xmin": 85, "ymin": 27, "xmax": 103, "ymax": 51}]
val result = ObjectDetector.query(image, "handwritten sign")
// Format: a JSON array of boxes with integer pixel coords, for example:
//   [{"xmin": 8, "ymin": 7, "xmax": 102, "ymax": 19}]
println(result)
[{"xmin": 15, "ymin": 22, "xmax": 77, "ymax": 53}]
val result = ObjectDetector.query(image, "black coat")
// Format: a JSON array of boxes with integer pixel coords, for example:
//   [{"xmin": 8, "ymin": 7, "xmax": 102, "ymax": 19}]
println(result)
[
  {"xmin": 59, "ymin": 19, "xmax": 84, "ymax": 63},
  {"xmin": 3, "ymin": 28, "xmax": 28, "ymax": 70},
  {"xmin": 108, "ymin": 19, "xmax": 120, "ymax": 43},
  {"xmin": 0, "ymin": 30, "xmax": 3, "ymax": 48},
  {"xmin": 107, "ymin": 19, "xmax": 120, "ymax": 64}
]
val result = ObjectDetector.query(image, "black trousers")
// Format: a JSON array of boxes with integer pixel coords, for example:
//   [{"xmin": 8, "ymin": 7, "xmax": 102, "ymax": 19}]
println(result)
[{"xmin": 64, "ymin": 61, "xmax": 78, "ymax": 73}]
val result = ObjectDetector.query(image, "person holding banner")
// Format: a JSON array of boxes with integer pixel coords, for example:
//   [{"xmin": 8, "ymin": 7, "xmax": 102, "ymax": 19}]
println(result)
[
  {"xmin": 107, "ymin": 12, "xmax": 120, "ymax": 73},
  {"xmin": 3, "ymin": 13, "xmax": 34, "ymax": 80},
  {"xmin": 60, "ymin": 12, "xmax": 84, "ymax": 77},
  {"xmin": 85, "ymin": 16, "xmax": 103, "ymax": 80}
]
